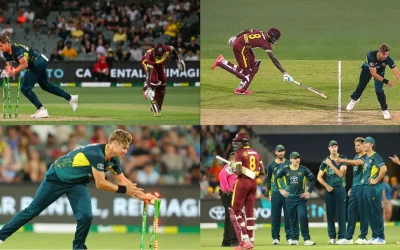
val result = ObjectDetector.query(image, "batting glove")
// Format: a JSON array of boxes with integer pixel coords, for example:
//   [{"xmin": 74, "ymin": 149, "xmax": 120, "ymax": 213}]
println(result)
[
  {"xmin": 177, "ymin": 59, "xmax": 186, "ymax": 71},
  {"xmin": 1, "ymin": 70, "xmax": 9, "ymax": 78},
  {"xmin": 228, "ymin": 36, "xmax": 236, "ymax": 46},
  {"xmin": 283, "ymin": 72, "xmax": 293, "ymax": 83},
  {"xmin": 225, "ymin": 166, "xmax": 234, "ymax": 175},
  {"xmin": 144, "ymin": 89, "xmax": 155, "ymax": 100}
]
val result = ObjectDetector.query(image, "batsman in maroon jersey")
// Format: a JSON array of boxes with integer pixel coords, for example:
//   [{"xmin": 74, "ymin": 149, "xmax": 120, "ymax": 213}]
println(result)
[
  {"xmin": 211, "ymin": 28, "xmax": 294, "ymax": 95},
  {"xmin": 141, "ymin": 43, "xmax": 185, "ymax": 116},
  {"xmin": 228, "ymin": 132, "xmax": 265, "ymax": 250}
]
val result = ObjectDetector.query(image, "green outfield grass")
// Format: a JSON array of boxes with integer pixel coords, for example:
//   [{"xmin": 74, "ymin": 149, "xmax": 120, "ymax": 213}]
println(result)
[
  {"xmin": 0, "ymin": 87, "xmax": 199, "ymax": 125},
  {"xmin": 201, "ymin": 227, "xmax": 400, "ymax": 249},
  {"xmin": 201, "ymin": 0, "xmax": 400, "ymax": 124},
  {"xmin": 1, "ymin": 232, "xmax": 199, "ymax": 249}
]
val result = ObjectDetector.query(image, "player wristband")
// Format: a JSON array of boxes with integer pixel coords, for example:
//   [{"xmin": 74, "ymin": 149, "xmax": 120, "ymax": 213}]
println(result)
[
  {"xmin": 383, "ymin": 78, "xmax": 389, "ymax": 84},
  {"xmin": 117, "ymin": 185, "xmax": 127, "ymax": 194}
]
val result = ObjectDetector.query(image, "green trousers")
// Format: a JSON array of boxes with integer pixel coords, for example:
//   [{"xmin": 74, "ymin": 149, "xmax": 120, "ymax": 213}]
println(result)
[
  {"xmin": 350, "ymin": 65, "xmax": 387, "ymax": 111},
  {"xmin": 0, "ymin": 169, "xmax": 92, "ymax": 249},
  {"xmin": 22, "ymin": 57, "xmax": 71, "ymax": 109},
  {"xmin": 364, "ymin": 184, "xmax": 384, "ymax": 239},
  {"xmin": 345, "ymin": 185, "xmax": 368, "ymax": 240},
  {"xmin": 271, "ymin": 191, "xmax": 291, "ymax": 240},
  {"xmin": 286, "ymin": 196, "xmax": 311, "ymax": 241},
  {"xmin": 325, "ymin": 186, "xmax": 346, "ymax": 239}
]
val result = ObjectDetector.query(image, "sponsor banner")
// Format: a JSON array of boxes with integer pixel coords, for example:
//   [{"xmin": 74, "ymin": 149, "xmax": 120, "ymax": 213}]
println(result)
[
  {"xmin": 0, "ymin": 184, "xmax": 199, "ymax": 226},
  {"xmin": 3, "ymin": 82, "xmax": 200, "ymax": 88},
  {"xmin": 201, "ymin": 199, "xmax": 326, "ymax": 223},
  {"xmin": 0, "ymin": 61, "xmax": 200, "ymax": 83}
]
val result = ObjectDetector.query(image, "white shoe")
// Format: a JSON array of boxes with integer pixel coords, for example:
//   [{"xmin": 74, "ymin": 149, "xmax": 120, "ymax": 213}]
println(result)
[
  {"xmin": 328, "ymin": 239, "xmax": 335, "ymax": 244},
  {"xmin": 366, "ymin": 238, "xmax": 376, "ymax": 244},
  {"xmin": 382, "ymin": 110, "xmax": 391, "ymax": 120},
  {"xmin": 287, "ymin": 239, "xmax": 293, "ymax": 245},
  {"xmin": 30, "ymin": 109, "xmax": 40, "ymax": 118},
  {"xmin": 34, "ymin": 108, "xmax": 49, "ymax": 118},
  {"xmin": 272, "ymin": 239, "xmax": 279, "ymax": 245},
  {"xmin": 336, "ymin": 239, "xmax": 353, "ymax": 245},
  {"xmin": 355, "ymin": 238, "xmax": 366, "ymax": 244},
  {"xmin": 69, "ymin": 95, "xmax": 79, "ymax": 112},
  {"xmin": 0, "ymin": 239, "xmax": 3, "ymax": 245},
  {"xmin": 304, "ymin": 240, "xmax": 316, "ymax": 246},
  {"xmin": 370, "ymin": 238, "xmax": 386, "ymax": 245},
  {"xmin": 346, "ymin": 98, "xmax": 360, "ymax": 111},
  {"xmin": 290, "ymin": 240, "xmax": 299, "ymax": 245}
]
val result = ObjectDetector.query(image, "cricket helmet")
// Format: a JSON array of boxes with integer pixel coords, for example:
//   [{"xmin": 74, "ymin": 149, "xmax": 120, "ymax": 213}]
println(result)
[
  {"xmin": 232, "ymin": 132, "xmax": 250, "ymax": 151},
  {"xmin": 154, "ymin": 43, "xmax": 166, "ymax": 59},
  {"xmin": 267, "ymin": 28, "xmax": 281, "ymax": 44}
]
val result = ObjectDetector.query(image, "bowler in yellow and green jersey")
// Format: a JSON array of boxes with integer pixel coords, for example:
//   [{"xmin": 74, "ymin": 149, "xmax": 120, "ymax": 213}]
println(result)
[
  {"xmin": 346, "ymin": 43, "xmax": 400, "ymax": 120},
  {"xmin": 0, "ymin": 34, "xmax": 78, "ymax": 118},
  {"xmin": 0, "ymin": 129, "xmax": 156, "ymax": 250}
]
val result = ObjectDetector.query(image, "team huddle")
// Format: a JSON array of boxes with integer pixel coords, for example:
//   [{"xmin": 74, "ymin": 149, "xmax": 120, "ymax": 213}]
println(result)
[{"xmin": 222, "ymin": 133, "xmax": 400, "ymax": 250}]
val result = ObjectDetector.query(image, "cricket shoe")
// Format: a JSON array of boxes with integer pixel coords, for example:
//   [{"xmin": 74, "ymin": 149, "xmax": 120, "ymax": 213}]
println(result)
[
  {"xmin": 336, "ymin": 239, "xmax": 353, "ymax": 245},
  {"xmin": 328, "ymin": 239, "xmax": 335, "ymax": 244},
  {"xmin": 234, "ymin": 241, "xmax": 253, "ymax": 250},
  {"xmin": 289, "ymin": 240, "xmax": 299, "ymax": 245},
  {"xmin": 382, "ymin": 110, "xmax": 391, "ymax": 120},
  {"xmin": 355, "ymin": 238, "xmax": 367, "ymax": 244},
  {"xmin": 32, "ymin": 107, "xmax": 49, "ymax": 118},
  {"xmin": 30, "ymin": 109, "xmax": 40, "ymax": 118},
  {"xmin": 272, "ymin": 239, "xmax": 279, "ymax": 245},
  {"xmin": 346, "ymin": 98, "xmax": 360, "ymax": 111},
  {"xmin": 69, "ymin": 95, "xmax": 79, "ymax": 112},
  {"xmin": 304, "ymin": 240, "xmax": 316, "ymax": 246},
  {"xmin": 0, "ymin": 239, "xmax": 3, "ymax": 245},
  {"xmin": 366, "ymin": 238, "xmax": 376, "ymax": 244},
  {"xmin": 397, "ymin": 241, "xmax": 400, "ymax": 245},
  {"xmin": 211, "ymin": 55, "xmax": 224, "ymax": 70},
  {"xmin": 235, "ymin": 88, "xmax": 252, "ymax": 95},
  {"xmin": 370, "ymin": 238, "xmax": 386, "ymax": 245}
]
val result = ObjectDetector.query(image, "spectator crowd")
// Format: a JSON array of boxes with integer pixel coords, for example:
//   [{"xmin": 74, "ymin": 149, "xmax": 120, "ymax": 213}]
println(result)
[
  {"xmin": 0, "ymin": 0, "xmax": 200, "ymax": 61},
  {"xmin": 0, "ymin": 125, "xmax": 200, "ymax": 185}
]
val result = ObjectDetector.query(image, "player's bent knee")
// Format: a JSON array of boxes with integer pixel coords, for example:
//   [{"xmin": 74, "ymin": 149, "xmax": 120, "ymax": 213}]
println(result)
[
  {"xmin": 77, "ymin": 212, "xmax": 93, "ymax": 222},
  {"xmin": 21, "ymin": 85, "xmax": 32, "ymax": 94}
]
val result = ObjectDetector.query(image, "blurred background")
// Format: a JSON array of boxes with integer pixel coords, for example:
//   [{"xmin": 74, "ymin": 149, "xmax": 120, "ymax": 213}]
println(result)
[
  {"xmin": 0, "ymin": 125, "xmax": 200, "ymax": 249},
  {"xmin": 0, "ymin": 0, "xmax": 200, "ymax": 61},
  {"xmin": 0, "ymin": 125, "xmax": 200, "ymax": 184},
  {"xmin": 200, "ymin": 125, "xmax": 400, "ymax": 228}
]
